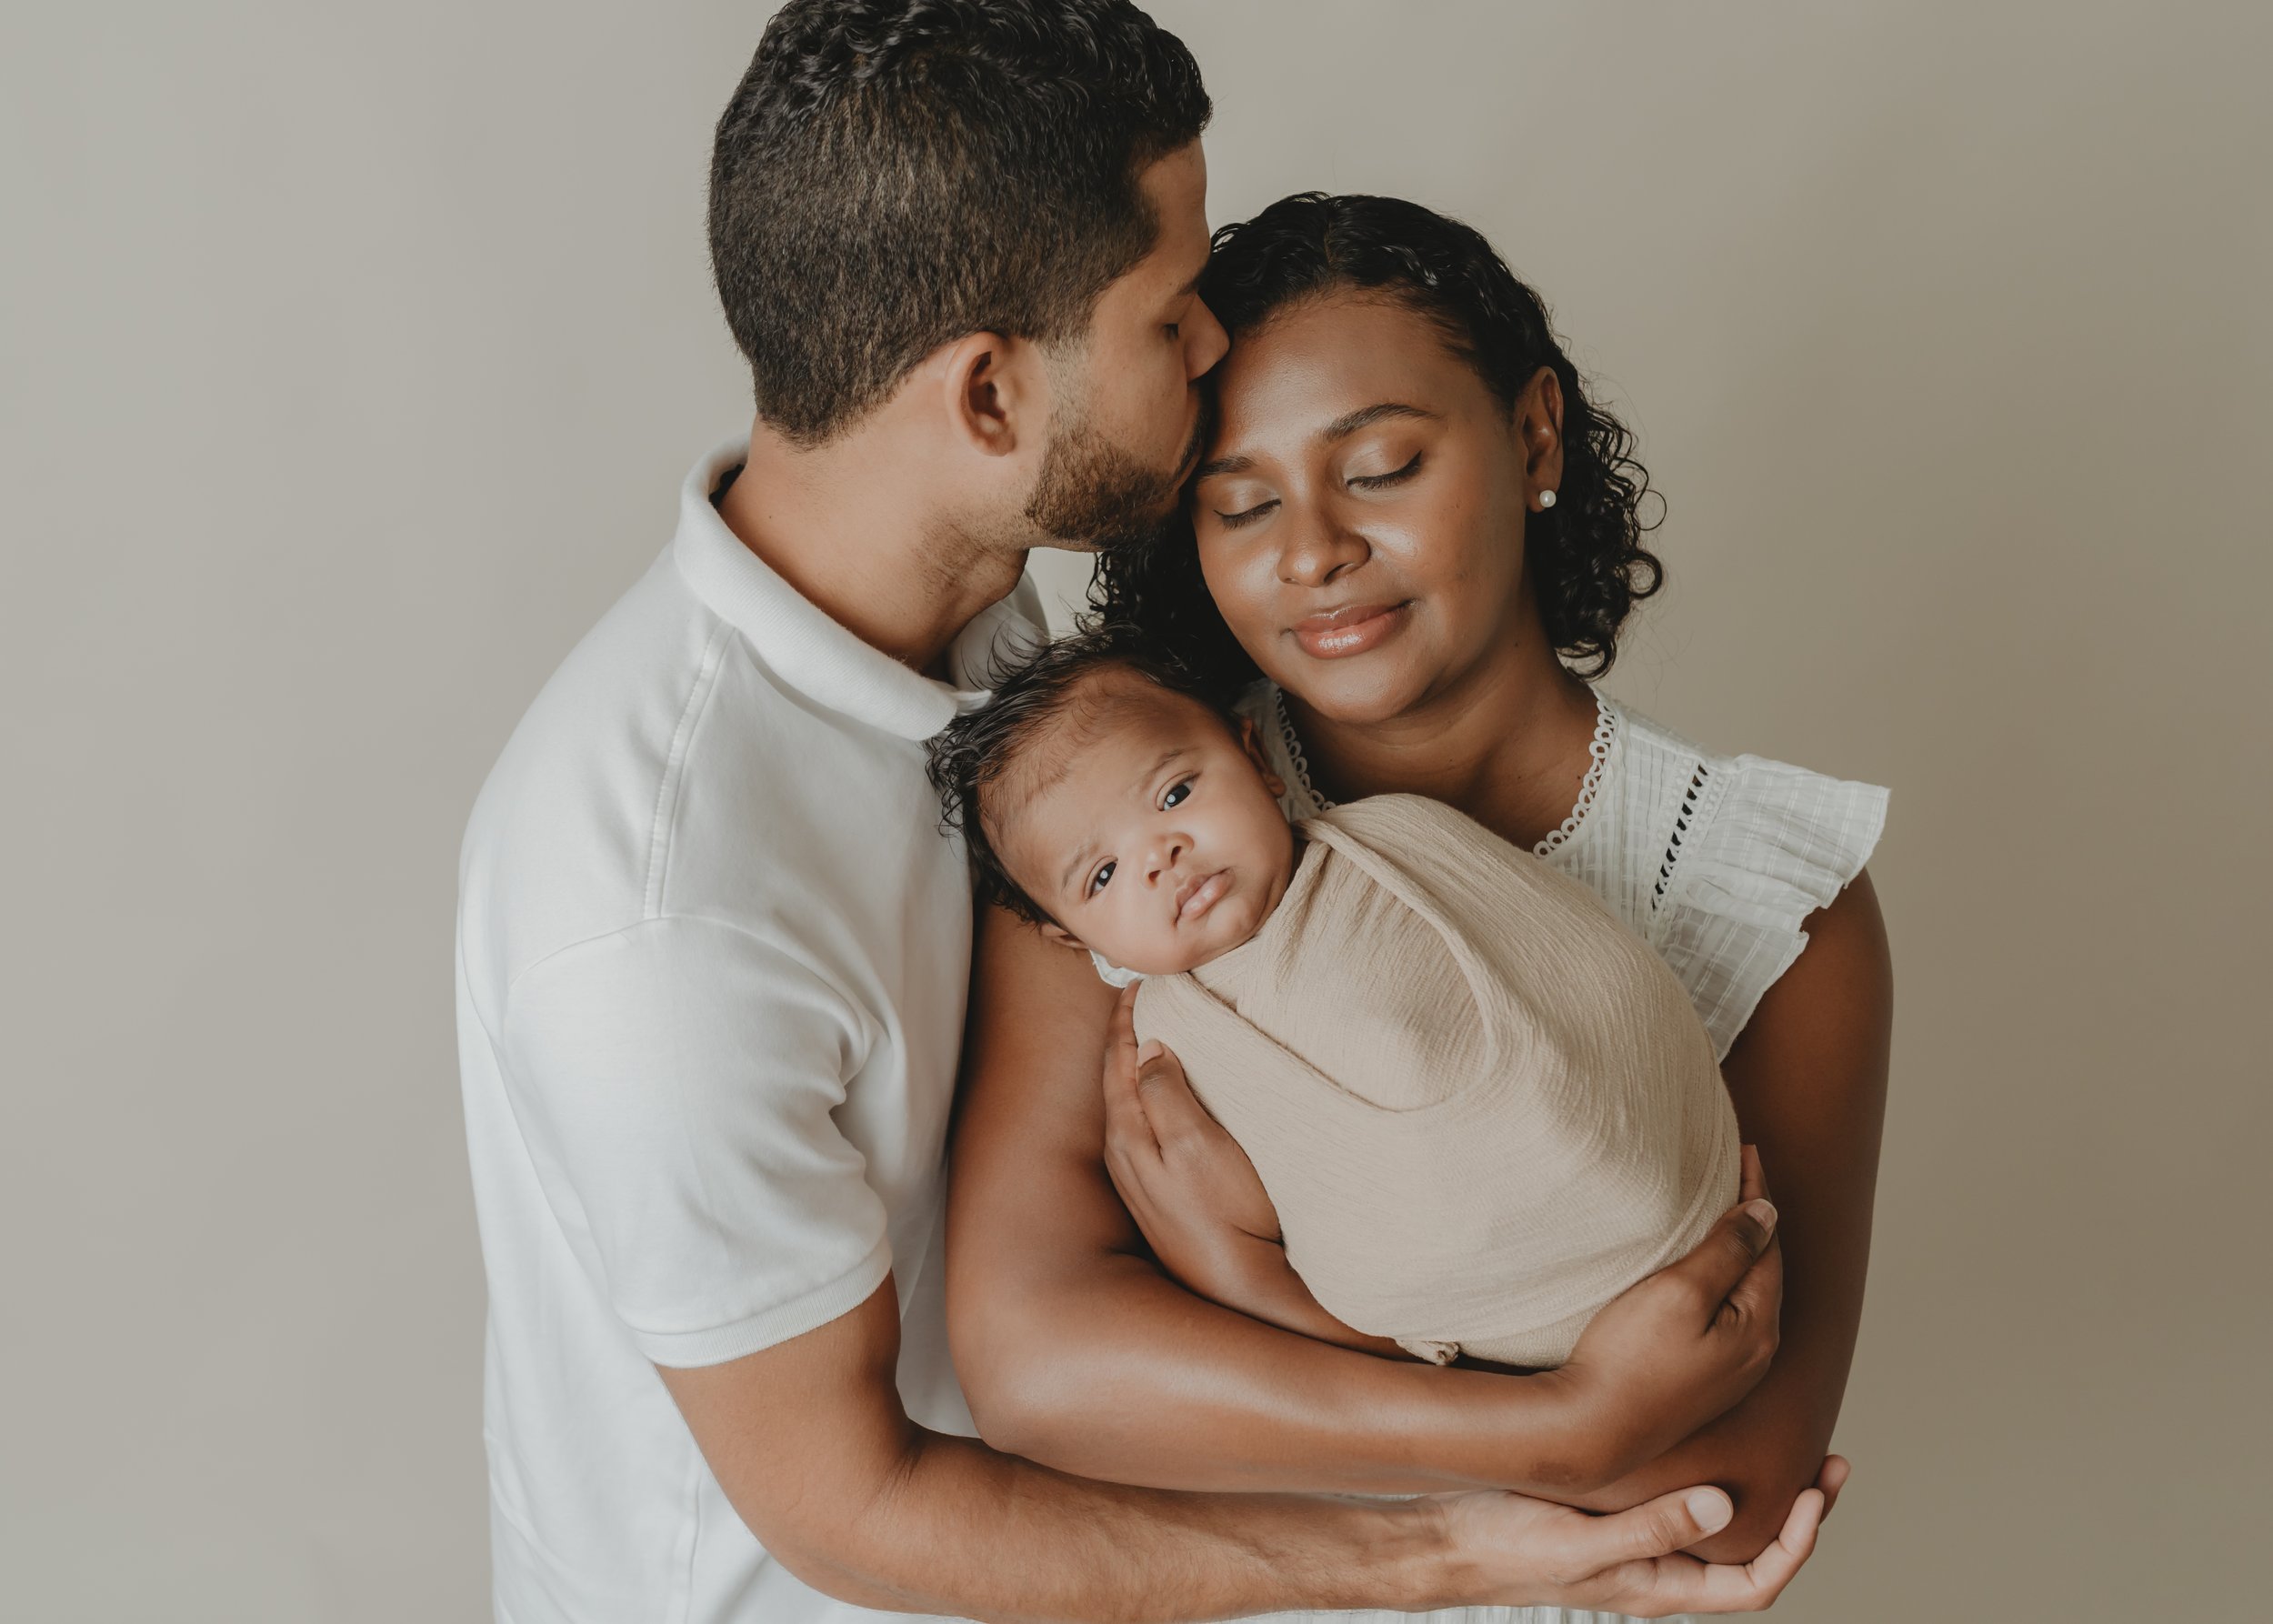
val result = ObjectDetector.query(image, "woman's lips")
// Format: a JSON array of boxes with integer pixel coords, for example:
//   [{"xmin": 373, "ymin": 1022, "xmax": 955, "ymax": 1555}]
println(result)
[
  {"xmin": 1176, "ymin": 870, "xmax": 1230, "ymax": 924},
  {"xmin": 1291, "ymin": 601, "xmax": 1408, "ymax": 659}
]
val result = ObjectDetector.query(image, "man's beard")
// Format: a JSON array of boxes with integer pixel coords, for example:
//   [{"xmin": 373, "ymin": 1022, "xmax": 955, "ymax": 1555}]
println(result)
[{"xmin": 1024, "ymin": 399, "xmax": 1203, "ymax": 555}]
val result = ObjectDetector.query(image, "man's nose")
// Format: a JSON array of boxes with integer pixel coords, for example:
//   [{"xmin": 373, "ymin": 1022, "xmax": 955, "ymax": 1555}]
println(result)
[{"xmin": 1187, "ymin": 296, "xmax": 1231, "ymax": 379}]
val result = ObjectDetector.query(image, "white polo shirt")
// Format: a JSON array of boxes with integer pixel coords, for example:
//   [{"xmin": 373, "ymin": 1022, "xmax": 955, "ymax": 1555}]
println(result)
[{"xmin": 456, "ymin": 437, "xmax": 1043, "ymax": 1624}]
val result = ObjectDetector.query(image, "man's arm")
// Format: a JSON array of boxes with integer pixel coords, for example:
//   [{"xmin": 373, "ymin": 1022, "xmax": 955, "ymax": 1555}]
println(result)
[
  {"xmin": 1561, "ymin": 873, "xmax": 1893, "ymax": 1560},
  {"xmin": 657, "ymin": 1275, "xmax": 1826, "ymax": 1620},
  {"xmin": 946, "ymin": 904, "xmax": 1783, "ymax": 1501}
]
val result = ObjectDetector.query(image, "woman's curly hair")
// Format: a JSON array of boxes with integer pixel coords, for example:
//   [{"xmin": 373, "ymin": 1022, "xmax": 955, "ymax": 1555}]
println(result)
[{"xmin": 1089, "ymin": 191, "xmax": 1663, "ymax": 691}]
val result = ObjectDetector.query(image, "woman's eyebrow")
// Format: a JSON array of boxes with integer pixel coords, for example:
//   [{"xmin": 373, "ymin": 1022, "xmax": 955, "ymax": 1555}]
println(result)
[
  {"xmin": 1318, "ymin": 401, "xmax": 1438, "ymax": 442},
  {"xmin": 1196, "ymin": 402, "xmax": 1440, "ymax": 483}
]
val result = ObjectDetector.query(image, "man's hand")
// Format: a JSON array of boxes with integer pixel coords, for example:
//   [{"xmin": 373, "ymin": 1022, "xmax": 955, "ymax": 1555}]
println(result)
[
  {"xmin": 656, "ymin": 1272, "xmax": 1839, "ymax": 1619},
  {"xmin": 1440, "ymin": 1458, "xmax": 1847, "ymax": 1616},
  {"xmin": 1548, "ymin": 1145, "xmax": 1785, "ymax": 1485}
]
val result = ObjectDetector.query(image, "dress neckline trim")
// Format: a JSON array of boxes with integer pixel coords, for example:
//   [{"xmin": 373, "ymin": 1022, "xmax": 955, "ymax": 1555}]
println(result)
[{"xmin": 1271, "ymin": 686, "xmax": 1619, "ymax": 860}]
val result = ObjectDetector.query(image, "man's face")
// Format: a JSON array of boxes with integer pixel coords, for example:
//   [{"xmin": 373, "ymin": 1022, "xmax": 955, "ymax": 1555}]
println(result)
[{"xmin": 1025, "ymin": 142, "xmax": 1227, "ymax": 551}]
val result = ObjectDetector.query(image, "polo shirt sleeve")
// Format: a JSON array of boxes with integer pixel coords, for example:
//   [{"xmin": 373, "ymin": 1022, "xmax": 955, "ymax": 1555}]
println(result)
[{"xmin": 496, "ymin": 913, "xmax": 889, "ymax": 1368}]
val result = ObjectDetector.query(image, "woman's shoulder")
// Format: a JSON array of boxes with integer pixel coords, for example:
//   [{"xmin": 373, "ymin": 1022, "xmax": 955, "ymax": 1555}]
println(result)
[{"xmin": 1588, "ymin": 697, "xmax": 1889, "ymax": 1058}]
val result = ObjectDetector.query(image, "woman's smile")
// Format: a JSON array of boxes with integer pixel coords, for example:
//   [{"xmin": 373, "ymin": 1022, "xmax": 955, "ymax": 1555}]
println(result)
[{"xmin": 1290, "ymin": 600, "xmax": 1411, "ymax": 660}]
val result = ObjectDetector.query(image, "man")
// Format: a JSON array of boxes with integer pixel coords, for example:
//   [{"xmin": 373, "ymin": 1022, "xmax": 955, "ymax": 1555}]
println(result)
[{"xmin": 455, "ymin": 4, "xmax": 1821, "ymax": 1619}]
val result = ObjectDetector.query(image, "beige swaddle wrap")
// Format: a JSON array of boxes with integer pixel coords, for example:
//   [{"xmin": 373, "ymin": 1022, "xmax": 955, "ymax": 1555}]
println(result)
[{"xmin": 1132, "ymin": 793, "xmax": 1740, "ymax": 1368}]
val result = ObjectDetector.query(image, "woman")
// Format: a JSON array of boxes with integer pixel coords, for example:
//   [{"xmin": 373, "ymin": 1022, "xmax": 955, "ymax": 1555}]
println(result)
[{"xmin": 947, "ymin": 193, "xmax": 1889, "ymax": 1616}]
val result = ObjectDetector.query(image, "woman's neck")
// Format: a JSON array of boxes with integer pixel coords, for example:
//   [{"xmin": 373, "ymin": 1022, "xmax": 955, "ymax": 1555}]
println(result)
[{"xmin": 1286, "ymin": 609, "xmax": 1604, "ymax": 851}]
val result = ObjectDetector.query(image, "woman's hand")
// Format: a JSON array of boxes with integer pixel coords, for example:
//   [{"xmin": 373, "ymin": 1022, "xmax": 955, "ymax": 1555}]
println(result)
[
  {"xmin": 1099, "ymin": 984, "xmax": 1287, "ymax": 1306},
  {"xmin": 1548, "ymin": 1146, "xmax": 1785, "ymax": 1485},
  {"xmin": 1098, "ymin": 985, "xmax": 1407, "ymax": 1356}
]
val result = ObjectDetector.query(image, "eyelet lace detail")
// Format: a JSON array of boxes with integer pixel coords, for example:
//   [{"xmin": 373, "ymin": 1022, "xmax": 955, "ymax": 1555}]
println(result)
[
  {"xmin": 1275, "ymin": 687, "xmax": 1333, "ymax": 812},
  {"xmin": 1651, "ymin": 763, "xmax": 1713, "ymax": 911},
  {"xmin": 1275, "ymin": 686, "xmax": 1617, "ymax": 860},
  {"xmin": 1532, "ymin": 689, "xmax": 1617, "ymax": 858}
]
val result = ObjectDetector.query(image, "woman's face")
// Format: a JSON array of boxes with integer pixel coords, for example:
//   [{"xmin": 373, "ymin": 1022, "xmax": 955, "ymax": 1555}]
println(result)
[{"xmin": 1191, "ymin": 291, "xmax": 1556, "ymax": 726}]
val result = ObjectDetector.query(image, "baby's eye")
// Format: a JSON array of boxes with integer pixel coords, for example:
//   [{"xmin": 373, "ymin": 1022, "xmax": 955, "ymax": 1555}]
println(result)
[
  {"xmin": 1088, "ymin": 859, "xmax": 1116, "ymax": 895},
  {"xmin": 1162, "ymin": 779, "xmax": 1192, "ymax": 809}
]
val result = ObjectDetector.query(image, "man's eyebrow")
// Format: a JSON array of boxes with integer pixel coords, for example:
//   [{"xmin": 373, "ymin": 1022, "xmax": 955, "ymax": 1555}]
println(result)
[{"xmin": 1196, "ymin": 403, "xmax": 1439, "ymax": 485}]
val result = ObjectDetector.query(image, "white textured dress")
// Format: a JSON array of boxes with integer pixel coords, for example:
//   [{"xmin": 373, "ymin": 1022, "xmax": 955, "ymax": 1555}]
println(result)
[{"xmin": 1233, "ymin": 679, "xmax": 1888, "ymax": 1624}]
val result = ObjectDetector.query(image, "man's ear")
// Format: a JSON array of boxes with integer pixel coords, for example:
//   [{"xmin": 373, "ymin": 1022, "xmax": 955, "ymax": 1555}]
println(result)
[
  {"xmin": 1517, "ymin": 365, "xmax": 1566, "ymax": 507},
  {"xmin": 940, "ymin": 331, "xmax": 1043, "ymax": 459},
  {"xmin": 1036, "ymin": 918, "xmax": 1088, "ymax": 953},
  {"xmin": 1237, "ymin": 716, "xmax": 1287, "ymax": 798}
]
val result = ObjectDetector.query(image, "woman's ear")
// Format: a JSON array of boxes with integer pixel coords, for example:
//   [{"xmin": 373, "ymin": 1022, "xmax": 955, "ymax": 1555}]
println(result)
[
  {"xmin": 1517, "ymin": 365, "xmax": 1566, "ymax": 510},
  {"xmin": 940, "ymin": 331, "xmax": 1041, "ymax": 459}
]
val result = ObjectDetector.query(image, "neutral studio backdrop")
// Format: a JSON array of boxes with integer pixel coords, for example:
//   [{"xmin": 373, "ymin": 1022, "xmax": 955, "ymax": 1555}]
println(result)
[{"xmin": 5, "ymin": 3, "xmax": 2268, "ymax": 1619}]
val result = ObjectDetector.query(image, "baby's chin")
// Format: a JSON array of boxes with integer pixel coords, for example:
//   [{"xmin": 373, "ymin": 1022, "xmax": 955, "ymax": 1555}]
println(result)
[{"xmin": 1114, "ymin": 889, "xmax": 1274, "ymax": 978}]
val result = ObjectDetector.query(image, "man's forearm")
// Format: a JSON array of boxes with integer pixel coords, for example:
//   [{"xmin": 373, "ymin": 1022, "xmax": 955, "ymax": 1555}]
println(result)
[{"xmin": 801, "ymin": 1428, "xmax": 1453, "ymax": 1623}]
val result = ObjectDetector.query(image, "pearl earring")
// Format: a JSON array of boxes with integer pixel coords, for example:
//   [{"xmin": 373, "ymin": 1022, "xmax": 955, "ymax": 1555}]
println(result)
[{"xmin": 1537, "ymin": 489, "xmax": 1557, "ymax": 509}]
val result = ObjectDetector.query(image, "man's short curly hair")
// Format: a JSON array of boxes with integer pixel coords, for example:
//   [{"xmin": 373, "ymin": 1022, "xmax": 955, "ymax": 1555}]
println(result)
[
  {"xmin": 710, "ymin": 0, "xmax": 1211, "ymax": 444},
  {"xmin": 926, "ymin": 626, "xmax": 1228, "ymax": 927}
]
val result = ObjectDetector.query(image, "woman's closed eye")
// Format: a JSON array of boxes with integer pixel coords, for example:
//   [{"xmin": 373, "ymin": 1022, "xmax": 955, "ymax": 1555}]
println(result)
[
  {"xmin": 1347, "ymin": 451, "xmax": 1423, "ymax": 490},
  {"xmin": 1212, "ymin": 496, "xmax": 1277, "ymax": 530}
]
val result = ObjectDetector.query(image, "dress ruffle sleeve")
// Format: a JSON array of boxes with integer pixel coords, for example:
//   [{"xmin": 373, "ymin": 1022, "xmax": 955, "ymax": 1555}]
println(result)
[{"xmin": 1648, "ymin": 754, "xmax": 1888, "ymax": 1061}]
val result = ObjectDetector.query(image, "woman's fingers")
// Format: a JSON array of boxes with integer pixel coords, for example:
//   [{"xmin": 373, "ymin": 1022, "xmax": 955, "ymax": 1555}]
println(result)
[
  {"xmin": 1131, "ymin": 1037, "xmax": 1215, "ymax": 1153},
  {"xmin": 1100, "ymin": 985, "xmax": 1154, "ymax": 1141},
  {"xmin": 1737, "ymin": 1142, "xmax": 1764, "ymax": 1204},
  {"xmin": 1664, "ymin": 1193, "xmax": 1780, "ymax": 1315}
]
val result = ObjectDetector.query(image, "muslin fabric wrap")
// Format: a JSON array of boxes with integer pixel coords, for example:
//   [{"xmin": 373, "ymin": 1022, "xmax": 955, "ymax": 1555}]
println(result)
[{"xmin": 1132, "ymin": 793, "xmax": 1741, "ymax": 1368}]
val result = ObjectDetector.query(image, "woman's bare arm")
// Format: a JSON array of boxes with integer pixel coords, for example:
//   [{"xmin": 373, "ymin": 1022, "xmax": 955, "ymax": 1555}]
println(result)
[
  {"xmin": 945, "ymin": 902, "xmax": 1785, "ymax": 1499},
  {"xmin": 1564, "ymin": 872, "xmax": 1894, "ymax": 1560}
]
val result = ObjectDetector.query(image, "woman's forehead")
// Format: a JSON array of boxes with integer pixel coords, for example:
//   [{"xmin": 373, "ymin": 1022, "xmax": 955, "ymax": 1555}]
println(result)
[{"xmin": 1206, "ymin": 292, "xmax": 1480, "ymax": 457}]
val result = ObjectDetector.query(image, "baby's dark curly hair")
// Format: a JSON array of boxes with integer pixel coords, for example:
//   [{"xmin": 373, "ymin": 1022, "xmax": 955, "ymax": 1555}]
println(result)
[
  {"xmin": 926, "ymin": 625, "xmax": 1230, "ymax": 927},
  {"xmin": 1090, "ymin": 191, "xmax": 1664, "ymax": 691}
]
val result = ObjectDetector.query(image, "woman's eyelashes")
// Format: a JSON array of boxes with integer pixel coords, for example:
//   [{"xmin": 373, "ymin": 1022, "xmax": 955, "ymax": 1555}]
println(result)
[
  {"xmin": 1213, "ymin": 496, "xmax": 1277, "ymax": 530},
  {"xmin": 1208, "ymin": 452, "xmax": 1424, "ymax": 527},
  {"xmin": 1348, "ymin": 451, "xmax": 1423, "ymax": 490}
]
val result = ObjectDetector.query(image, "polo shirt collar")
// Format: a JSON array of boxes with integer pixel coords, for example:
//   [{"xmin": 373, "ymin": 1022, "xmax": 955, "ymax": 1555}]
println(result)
[{"xmin": 671, "ymin": 436, "xmax": 1043, "ymax": 741}]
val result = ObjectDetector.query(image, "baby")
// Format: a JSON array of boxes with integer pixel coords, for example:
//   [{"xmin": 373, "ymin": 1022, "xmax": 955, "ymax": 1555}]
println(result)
[{"xmin": 929, "ymin": 632, "xmax": 1739, "ymax": 1368}]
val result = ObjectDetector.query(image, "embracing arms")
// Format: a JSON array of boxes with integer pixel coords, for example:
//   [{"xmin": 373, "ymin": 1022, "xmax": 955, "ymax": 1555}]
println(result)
[
  {"xmin": 946, "ymin": 875, "xmax": 1887, "ymax": 1558},
  {"xmin": 947, "ymin": 903, "xmax": 1792, "ymax": 1502},
  {"xmin": 1563, "ymin": 874, "xmax": 1893, "ymax": 1559},
  {"xmin": 656, "ymin": 1275, "xmax": 1829, "ymax": 1619}
]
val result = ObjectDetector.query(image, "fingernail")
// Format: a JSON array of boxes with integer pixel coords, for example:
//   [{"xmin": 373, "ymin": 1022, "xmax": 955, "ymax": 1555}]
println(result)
[
  {"xmin": 1744, "ymin": 1198, "xmax": 1777, "ymax": 1231},
  {"xmin": 1687, "ymin": 1489, "xmax": 1732, "ymax": 1532},
  {"xmin": 1137, "ymin": 1038, "xmax": 1163, "ymax": 1063}
]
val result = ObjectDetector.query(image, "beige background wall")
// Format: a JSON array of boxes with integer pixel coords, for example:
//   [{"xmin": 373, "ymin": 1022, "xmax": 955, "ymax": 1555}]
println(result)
[{"xmin": 4, "ymin": 3, "xmax": 2266, "ymax": 1619}]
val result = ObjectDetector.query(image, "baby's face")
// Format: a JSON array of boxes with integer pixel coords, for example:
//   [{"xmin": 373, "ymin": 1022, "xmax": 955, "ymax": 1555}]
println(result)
[{"xmin": 993, "ymin": 673, "xmax": 1297, "ymax": 977}]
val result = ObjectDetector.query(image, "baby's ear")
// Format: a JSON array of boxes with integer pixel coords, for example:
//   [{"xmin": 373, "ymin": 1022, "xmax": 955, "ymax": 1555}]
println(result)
[
  {"xmin": 1237, "ymin": 716, "xmax": 1287, "ymax": 797},
  {"xmin": 1036, "ymin": 919, "xmax": 1088, "ymax": 954}
]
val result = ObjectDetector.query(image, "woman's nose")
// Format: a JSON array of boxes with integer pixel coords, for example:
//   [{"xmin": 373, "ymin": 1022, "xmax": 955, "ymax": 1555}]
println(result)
[{"xmin": 1276, "ymin": 504, "xmax": 1368, "ymax": 588}]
